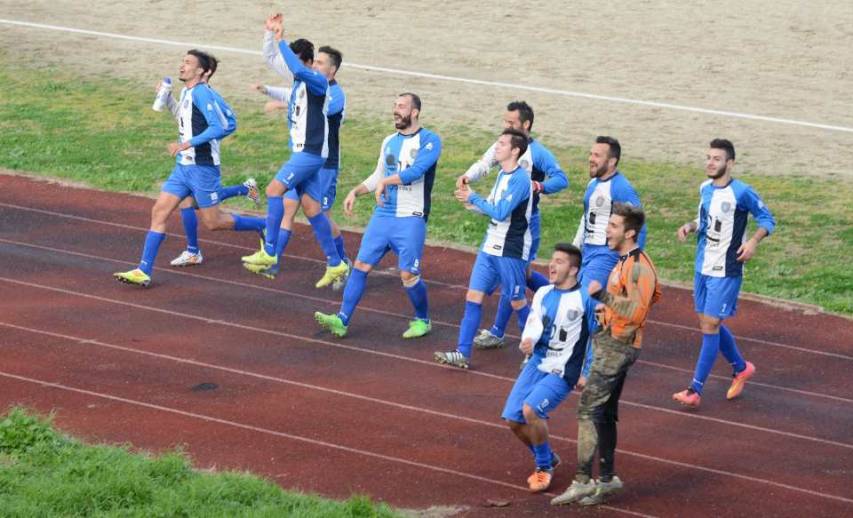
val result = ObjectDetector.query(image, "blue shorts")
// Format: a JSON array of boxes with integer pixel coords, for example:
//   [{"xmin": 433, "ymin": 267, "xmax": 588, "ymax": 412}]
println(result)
[
  {"xmin": 469, "ymin": 251, "xmax": 528, "ymax": 301},
  {"xmin": 284, "ymin": 167, "xmax": 338, "ymax": 210},
  {"xmin": 694, "ymin": 273, "xmax": 742, "ymax": 319},
  {"xmin": 274, "ymin": 152, "xmax": 325, "ymax": 193},
  {"xmin": 162, "ymin": 164, "xmax": 222, "ymax": 208},
  {"xmin": 579, "ymin": 248, "xmax": 618, "ymax": 291},
  {"xmin": 502, "ymin": 355, "xmax": 572, "ymax": 422},
  {"xmin": 528, "ymin": 213, "xmax": 541, "ymax": 263},
  {"xmin": 356, "ymin": 215, "xmax": 426, "ymax": 274}
]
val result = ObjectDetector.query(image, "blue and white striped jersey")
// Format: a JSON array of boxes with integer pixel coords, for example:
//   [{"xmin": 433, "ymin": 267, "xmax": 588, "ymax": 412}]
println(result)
[
  {"xmin": 469, "ymin": 167, "xmax": 533, "ymax": 260},
  {"xmin": 694, "ymin": 179, "xmax": 775, "ymax": 277},
  {"xmin": 362, "ymin": 128, "xmax": 442, "ymax": 219},
  {"xmin": 522, "ymin": 284, "xmax": 599, "ymax": 378},
  {"xmin": 572, "ymin": 172, "xmax": 647, "ymax": 261},
  {"xmin": 168, "ymin": 84, "xmax": 230, "ymax": 166}
]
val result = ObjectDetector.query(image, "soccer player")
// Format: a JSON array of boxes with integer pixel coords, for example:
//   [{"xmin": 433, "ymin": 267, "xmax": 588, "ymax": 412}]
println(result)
[
  {"xmin": 572, "ymin": 137, "xmax": 646, "ymax": 290},
  {"xmin": 113, "ymin": 49, "xmax": 265, "ymax": 287},
  {"xmin": 314, "ymin": 93, "xmax": 441, "ymax": 338},
  {"xmin": 434, "ymin": 128, "xmax": 533, "ymax": 369},
  {"xmin": 502, "ymin": 243, "xmax": 598, "ymax": 493},
  {"xmin": 457, "ymin": 101, "xmax": 569, "ymax": 350},
  {"xmin": 672, "ymin": 139, "xmax": 775, "ymax": 408},
  {"xmin": 551, "ymin": 203, "xmax": 661, "ymax": 507},
  {"xmin": 244, "ymin": 42, "xmax": 349, "ymax": 283},
  {"xmin": 240, "ymin": 14, "xmax": 349, "ymax": 289}
]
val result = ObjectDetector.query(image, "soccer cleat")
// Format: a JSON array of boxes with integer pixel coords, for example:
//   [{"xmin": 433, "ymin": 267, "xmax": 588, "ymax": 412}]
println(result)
[
  {"xmin": 331, "ymin": 258, "xmax": 352, "ymax": 291},
  {"xmin": 402, "ymin": 319, "xmax": 432, "ymax": 339},
  {"xmin": 241, "ymin": 248, "xmax": 277, "ymax": 267},
  {"xmin": 113, "ymin": 268, "xmax": 151, "ymax": 287},
  {"xmin": 243, "ymin": 262, "xmax": 279, "ymax": 280},
  {"xmin": 170, "ymin": 250, "xmax": 203, "ymax": 267},
  {"xmin": 727, "ymin": 361, "xmax": 756, "ymax": 400},
  {"xmin": 578, "ymin": 476, "xmax": 624, "ymax": 506},
  {"xmin": 551, "ymin": 479, "xmax": 598, "ymax": 506},
  {"xmin": 473, "ymin": 329, "xmax": 506, "ymax": 349},
  {"xmin": 315, "ymin": 261, "xmax": 350, "ymax": 289},
  {"xmin": 527, "ymin": 468, "xmax": 553, "ymax": 492},
  {"xmin": 673, "ymin": 388, "xmax": 701, "ymax": 408},
  {"xmin": 433, "ymin": 350, "xmax": 469, "ymax": 369},
  {"xmin": 244, "ymin": 177, "xmax": 260, "ymax": 207},
  {"xmin": 314, "ymin": 312, "xmax": 348, "ymax": 337}
]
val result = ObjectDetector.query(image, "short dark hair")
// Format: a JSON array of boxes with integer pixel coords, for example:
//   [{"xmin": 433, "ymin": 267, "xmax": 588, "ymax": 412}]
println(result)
[
  {"xmin": 319, "ymin": 45, "xmax": 343, "ymax": 71},
  {"xmin": 506, "ymin": 101, "xmax": 534, "ymax": 130},
  {"xmin": 554, "ymin": 242, "xmax": 582, "ymax": 269},
  {"xmin": 595, "ymin": 136, "xmax": 621, "ymax": 166},
  {"xmin": 398, "ymin": 92, "xmax": 422, "ymax": 112},
  {"xmin": 290, "ymin": 39, "xmax": 315, "ymax": 64},
  {"xmin": 710, "ymin": 138, "xmax": 736, "ymax": 161},
  {"xmin": 187, "ymin": 49, "xmax": 215, "ymax": 75},
  {"xmin": 611, "ymin": 202, "xmax": 645, "ymax": 239},
  {"xmin": 501, "ymin": 128, "xmax": 529, "ymax": 158},
  {"xmin": 205, "ymin": 54, "xmax": 219, "ymax": 80}
]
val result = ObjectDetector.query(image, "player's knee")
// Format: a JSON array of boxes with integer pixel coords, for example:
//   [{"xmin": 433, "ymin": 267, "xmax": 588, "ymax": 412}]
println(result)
[
  {"xmin": 266, "ymin": 181, "xmax": 284, "ymax": 197},
  {"xmin": 510, "ymin": 298, "xmax": 528, "ymax": 310},
  {"xmin": 465, "ymin": 290, "xmax": 485, "ymax": 304},
  {"xmin": 353, "ymin": 260, "xmax": 373, "ymax": 273},
  {"xmin": 178, "ymin": 197, "xmax": 194, "ymax": 209},
  {"xmin": 507, "ymin": 420, "xmax": 524, "ymax": 432},
  {"xmin": 699, "ymin": 316, "xmax": 721, "ymax": 334},
  {"xmin": 401, "ymin": 273, "xmax": 420, "ymax": 288},
  {"xmin": 522, "ymin": 404, "xmax": 540, "ymax": 423}
]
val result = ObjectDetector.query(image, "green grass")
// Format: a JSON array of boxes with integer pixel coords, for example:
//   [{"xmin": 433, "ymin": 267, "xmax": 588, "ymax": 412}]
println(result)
[
  {"xmin": 0, "ymin": 59, "xmax": 850, "ymax": 314},
  {"xmin": 0, "ymin": 407, "xmax": 398, "ymax": 517}
]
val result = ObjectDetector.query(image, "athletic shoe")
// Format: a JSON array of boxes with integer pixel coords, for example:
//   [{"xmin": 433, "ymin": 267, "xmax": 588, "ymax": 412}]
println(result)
[
  {"xmin": 527, "ymin": 468, "xmax": 553, "ymax": 492},
  {"xmin": 402, "ymin": 319, "xmax": 432, "ymax": 339},
  {"xmin": 578, "ymin": 476, "xmax": 624, "ymax": 506},
  {"xmin": 473, "ymin": 329, "xmax": 506, "ymax": 349},
  {"xmin": 550, "ymin": 479, "xmax": 597, "ymax": 506},
  {"xmin": 241, "ymin": 249, "xmax": 277, "ymax": 267},
  {"xmin": 332, "ymin": 258, "xmax": 352, "ymax": 291},
  {"xmin": 243, "ymin": 262, "xmax": 279, "ymax": 280},
  {"xmin": 315, "ymin": 261, "xmax": 350, "ymax": 289},
  {"xmin": 433, "ymin": 350, "xmax": 469, "ymax": 369},
  {"xmin": 727, "ymin": 361, "xmax": 756, "ymax": 400},
  {"xmin": 244, "ymin": 178, "xmax": 260, "ymax": 207},
  {"xmin": 170, "ymin": 250, "xmax": 203, "ymax": 267},
  {"xmin": 673, "ymin": 388, "xmax": 701, "ymax": 408},
  {"xmin": 314, "ymin": 312, "xmax": 348, "ymax": 337},
  {"xmin": 113, "ymin": 268, "xmax": 151, "ymax": 287}
]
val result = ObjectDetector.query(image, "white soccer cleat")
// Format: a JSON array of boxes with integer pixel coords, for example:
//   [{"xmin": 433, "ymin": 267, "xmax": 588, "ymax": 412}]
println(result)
[
  {"xmin": 170, "ymin": 250, "xmax": 203, "ymax": 267},
  {"xmin": 244, "ymin": 177, "xmax": 260, "ymax": 207}
]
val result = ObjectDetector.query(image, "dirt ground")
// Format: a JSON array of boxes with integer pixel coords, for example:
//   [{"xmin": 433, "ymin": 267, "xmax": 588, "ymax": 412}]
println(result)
[{"xmin": 1, "ymin": 1, "xmax": 851, "ymax": 177}]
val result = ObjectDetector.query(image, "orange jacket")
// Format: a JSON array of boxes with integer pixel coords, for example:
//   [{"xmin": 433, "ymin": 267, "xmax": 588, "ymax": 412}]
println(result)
[{"xmin": 593, "ymin": 248, "xmax": 662, "ymax": 347}]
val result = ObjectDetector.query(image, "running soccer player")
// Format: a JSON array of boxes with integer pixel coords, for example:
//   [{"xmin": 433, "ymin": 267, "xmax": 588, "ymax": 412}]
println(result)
[
  {"xmin": 672, "ymin": 139, "xmax": 775, "ymax": 408},
  {"xmin": 113, "ymin": 49, "xmax": 265, "ymax": 287},
  {"xmin": 458, "ymin": 101, "xmax": 569, "ymax": 350},
  {"xmin": 502, "ymin": 243, "xmax": 598, "ymax": 493},
  {"xmin": 314, "ymin": 93, "xmax": 441, "ymax": 338},
  {"xmin": 551, "ymin": 203, "xmax": 661, "ymax": 507},
  {"xmin": 434, "ymin": 128, "xmax": 533, "ymax": 369},
  {"xmin": 240, "ymin": 14, "xmax": 348, "ymax": 289}
]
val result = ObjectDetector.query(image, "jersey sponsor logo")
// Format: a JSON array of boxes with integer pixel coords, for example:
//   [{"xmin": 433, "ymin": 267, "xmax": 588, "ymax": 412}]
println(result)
[
  {"xmin": 385, "ymin": 153, "xmax": 395, "ymax": 166},
  {"xmin": 492, "ymin": 244, "xmax": 503, "ymax": 251},
  {"xmin": 412, "ymin": 211, "xmax": 423, "ymax": 217}
]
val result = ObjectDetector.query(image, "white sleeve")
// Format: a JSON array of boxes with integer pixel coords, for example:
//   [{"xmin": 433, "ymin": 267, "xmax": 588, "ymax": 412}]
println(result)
[
  {"xmin": 521, "ymin": 288, "xmax": 547, "ymax": 344},
  {"xmin": 263, "ymin": 30, "xmax": 293, "ymax": 83},
  {"xmin": 361, "ymin": 153, "xmax": 385, "ymax": 193},
  {"xmin": 463, "ymin": 142, "xmax": 498, "ymax": 183},
  {"xmin": 263, "ymin": 85, "xmax": 291, "ymax": 104},
  {"xmin": 572, "ymin": 214, "xmax": 585, "ymax": 248},
  {"xmin": 165, "ymin": 93, "xmax": 180, "ymax": 120}
]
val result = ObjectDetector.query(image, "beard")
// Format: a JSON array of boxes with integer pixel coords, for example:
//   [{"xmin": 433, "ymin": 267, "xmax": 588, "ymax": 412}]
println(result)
[
  {"xmin": 394, "ymin": 113, "xmax": 412, "ymax": 130},
  {"xmin": 707, "ymin": 163, "xmax": 728, "ymax": 179},
  {"xmin": 589, "ymin": 162, "xmax": 608, "ymax": 178}
]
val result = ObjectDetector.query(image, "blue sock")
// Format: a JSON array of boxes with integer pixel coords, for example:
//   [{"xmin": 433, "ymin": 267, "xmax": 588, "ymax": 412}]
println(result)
[
  {"xmin": 532, "ymin": 442, "xmax": 553, "ymax": 470},
  {"xmin": 334, "ymin": 234, "xmax": 348, "ymax": 263},
  {"xmin": 719, "ymin": 325, "xmax": 747, "ymax": 374},
  {"xmin": 691, "ymin": 333, "xmax": 721, "ymax": 394},
  {"xmin": 308, "ymin": 213, "xmax": 341, "ymax": 266},
  {"xmin": 405, "ymin": 279, "xmax": 429, "ymax": 321},
  {"xmin": 138, "ymin": 231, "xmax": 165, "ymax": 275},
  {"xmin": 527, "ymin": 271, "xmax": 549, "ymax": 291},
  {"xmin": 179, "ymin": 208, "xmax": 199, "ymax": 254},
  {"xmin": 263, "ymin": 196, "xmax": 284, "ymax": 255},
  {"xmin": 231, "ymin": 214, "xmax": 265, "ymax": 232},
  {"xmin": 218, "ymin": 184, "xmax": 248, "ymax": 201},
  {"xmin": 337, "ymin": 268, "xmax": 368, "ymax": 326},
  {"xmin": 274, "ymin": 229, "xmax": 292, "ymax": 259},
  {"xmin": 489, "ymin": 295, "xmax": 513, "ymax": 338},
  {"xmin": 515, "ymin": 303, "xmax": 530, "ymax": 334},
  {"xmin": 457, "ymin": 301, "xmax": 483, "ymax": 359}
]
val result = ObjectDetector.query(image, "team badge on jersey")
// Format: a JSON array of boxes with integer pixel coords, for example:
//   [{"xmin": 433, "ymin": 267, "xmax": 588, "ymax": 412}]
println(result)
[{"xmin": 596, "ymin": 195, "xmax": 606, "ymax": 207}]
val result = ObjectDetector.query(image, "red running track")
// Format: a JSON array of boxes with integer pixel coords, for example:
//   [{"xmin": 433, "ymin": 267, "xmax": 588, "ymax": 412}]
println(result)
[{"xmin": 0, "ymin": 174, "xmax": 851, "ymax": 517}]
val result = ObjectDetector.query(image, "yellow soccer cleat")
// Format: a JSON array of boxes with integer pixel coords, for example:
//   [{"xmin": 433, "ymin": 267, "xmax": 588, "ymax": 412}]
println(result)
[
  {"xmin": 114, "ymin": 268, "xmax": 151, "ymax": 287},
  {"xmin": 241, "ymin": 248, "xmax": 277, "ymax": 267},
  {"xmin": 315, "ymin": 261, "xmax": 350, "ymax": 289},
  {"xmin": 243, "ymin": 262, "xmax": 279, "ymax": 280}
]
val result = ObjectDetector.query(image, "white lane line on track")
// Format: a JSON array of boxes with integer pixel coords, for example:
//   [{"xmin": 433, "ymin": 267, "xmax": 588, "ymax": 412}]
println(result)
[
  {"xmin": 2, "ymin": 201, "xmax": 848, "ymax": 361},
  {"xmin": 0, "ymin": 368, "xmax": 656, "ymax": 518},
  {"xmin": 0, "ymin": 18, "xmax": 851, "ymax": 134},
  {"xmin": 1, "ymin": 275, "xmax": 850, "ymax": 452},
  {"xmin": 2, "ymin": 321, "xmax": 852, "ymax": 507},
  {"xmin": 3, "ymin": 234, "xmax": 852, "ymax": 405}
]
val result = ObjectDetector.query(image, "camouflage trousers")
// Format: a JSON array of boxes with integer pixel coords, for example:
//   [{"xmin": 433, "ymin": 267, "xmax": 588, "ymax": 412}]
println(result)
[{"xmin": 575, "ymin": 331, "xmax": 641, "ymax": 482}]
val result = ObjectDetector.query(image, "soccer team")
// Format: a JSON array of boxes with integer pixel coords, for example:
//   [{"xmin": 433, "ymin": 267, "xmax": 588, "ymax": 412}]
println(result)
[{"xmin": 113, "ymin": 12, "xmax": 776, "ymax": 507}]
